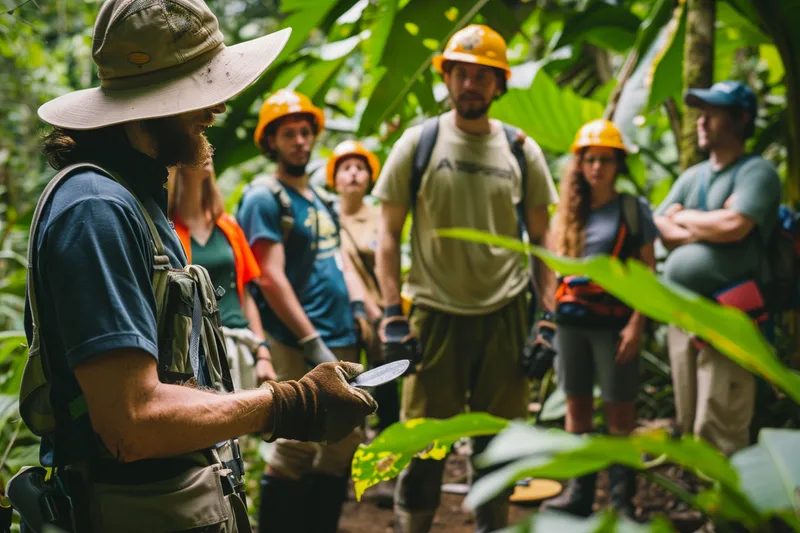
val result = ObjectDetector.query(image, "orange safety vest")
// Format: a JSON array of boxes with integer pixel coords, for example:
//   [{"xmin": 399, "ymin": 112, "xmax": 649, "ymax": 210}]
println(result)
[{"xmin": 173, "ymin": 213, "xmax": 261, "ymax": 303}]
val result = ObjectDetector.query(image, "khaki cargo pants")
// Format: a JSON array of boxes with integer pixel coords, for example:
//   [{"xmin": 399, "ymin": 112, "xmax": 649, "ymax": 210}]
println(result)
[
  {"xmin": 265, "ymin": 335, "xmax": 363, "ymax": 479},
  {"xmin": 395, "ymin": 292, "xmax": 529, "ymax": 533},
  {"xmin": 667, "ymin": 325, "xmax": 755, "ymax": 455},
  {"xmin": 83, "ymin": 463, "xmax": 250, "ymax": 532}
]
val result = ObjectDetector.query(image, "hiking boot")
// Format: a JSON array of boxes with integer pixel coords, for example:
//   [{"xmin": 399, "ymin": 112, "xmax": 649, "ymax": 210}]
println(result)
[
  {"xmin": 539, "ymin": 473, "xmax": 596, "ymax": 517},
  {"xmin": 304, "ymin": 473, "xmax": 349, "ymax": 533},
  {"xmin": 608, "ymin": 464, "xmax": 637, "ymax": 519},
  {"xmin": 258, "ymin": 474, "xmax": 308, "ymax": 533}
]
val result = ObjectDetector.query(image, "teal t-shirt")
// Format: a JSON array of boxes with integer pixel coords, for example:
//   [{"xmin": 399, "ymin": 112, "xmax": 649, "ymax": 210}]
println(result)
[
  {"xmin": 655, "ymin": 156, "xmax": 781, "ymax": 297},
  {"xmin": 191, "ymin": 226, "xmax": 249, "ymax": 329},
  {"xmin": 237, "ymin": 181, "xmax": 356, "ymax": 349}
]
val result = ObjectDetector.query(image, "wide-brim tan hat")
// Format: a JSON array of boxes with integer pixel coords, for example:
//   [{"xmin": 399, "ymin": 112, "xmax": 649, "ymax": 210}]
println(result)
[{"xmin": 38, "ymin": 0, "xmax": 292, "ymax": 130}]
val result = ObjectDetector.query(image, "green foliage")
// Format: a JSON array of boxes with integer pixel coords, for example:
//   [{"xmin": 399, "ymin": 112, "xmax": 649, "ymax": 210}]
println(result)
[
  {"xmin": 491, "ymin": 68, "xmax": 604, "ymax": 153},
  {"xmin": 351, "ymin": 412, "xmax": 509, "ymax": 501}
]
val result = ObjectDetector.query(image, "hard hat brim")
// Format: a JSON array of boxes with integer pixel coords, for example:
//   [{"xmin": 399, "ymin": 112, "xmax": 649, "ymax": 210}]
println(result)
[{"xmin": 433, "ymin": 52, "xmax": 511, "ymax": 79}]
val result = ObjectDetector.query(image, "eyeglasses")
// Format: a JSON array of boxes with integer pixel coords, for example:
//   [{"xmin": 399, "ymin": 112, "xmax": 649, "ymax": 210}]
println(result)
[{"xmin": 582, "ymin": 155, "xmax": 616, "ymax": 166}]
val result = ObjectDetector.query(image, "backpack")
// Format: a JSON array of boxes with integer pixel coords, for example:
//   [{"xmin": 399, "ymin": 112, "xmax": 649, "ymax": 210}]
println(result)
[
  {"xmin": 553, "ymin": 194, "xmax": 642, "ymax": 328},
  {"xmin": 410, "ymin": 116, "xmax": 528, "ymax": 232},
  {"xmin": 242, "ymin": 174, "xmax": 340, "ymax": 242},
  {"xmin": 20, "ymin": 163, "xmax": 235, "ymax": 453},
  {"xmin": 764, "ymin": 205, "xmax": 800, "ymax": 313}
]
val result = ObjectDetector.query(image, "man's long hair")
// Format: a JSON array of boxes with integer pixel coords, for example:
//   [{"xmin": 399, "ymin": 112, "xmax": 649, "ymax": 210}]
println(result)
[
  {"xmin": 551, "ymin": 148, "xmax": 628, "ymax": 258},
  {"xmin": 41, "ymin": 126, "xmax": 129, "ymax": 170}
]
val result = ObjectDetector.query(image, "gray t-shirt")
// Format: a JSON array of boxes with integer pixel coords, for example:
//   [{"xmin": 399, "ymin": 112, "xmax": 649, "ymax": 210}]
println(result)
[
  {"xmin": 654, "ymin": 156, "xmax": 781, "ymax": 297},
  {"xmin": 583, "ymin": 195, "xmax": 658, "ymax": 257}
]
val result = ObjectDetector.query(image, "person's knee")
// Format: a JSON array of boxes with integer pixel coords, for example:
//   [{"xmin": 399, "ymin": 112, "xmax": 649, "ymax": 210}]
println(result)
[
  {"xmin": 605, "ymin": 401, "xmax": 636, "ymax": 435},
  {"xmin": 396, "ymin": 458, "xmax": 447, "ymax": 510},
  {"xmin": 314, "ymin": 427, "xmax": 364, "ymax": 476},
  {"xmin": 565, "ymin": 395, "xmax": 594, "ymax": 431}
]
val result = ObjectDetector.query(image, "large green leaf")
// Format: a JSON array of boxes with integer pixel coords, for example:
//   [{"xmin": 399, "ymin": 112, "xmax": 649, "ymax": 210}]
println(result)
[
  {"xmin": 645, "ymin": 1, "xmax": 685, "ymax": 112},
  {"xmin": 551, "ymin": 3, "xmax": 642, "ymax": 53},
  {"xmin": 435, "ymin": 228, "xmax": 800, "ymax": 404},
  {"xmin": 730, "ymin": 428, "xmax": 800, "ymax": 517},
  {"xmin": 497, "ymin": 508, "xmax": 676, "ymax": 533},
  {"xmin": 491, "ymin": 68, "xmax": 604, "ymax": 153},
  {"xmin": 465, "ymin": 423, "xmax": 755, "ymax": 525},
  {"xmin": 361, "ymin": 0, "xmax": 396, "ymax": 69},
  {"xmin": 350, "ymin": 412, "xmax": 509, "ymax": 501},
  {"xmin": 276, "ymin": 0, "xmax": 345, "ymax": 60},
  {"xmin": 357, "ymin": 0, "xmax": 494, "ymax": 136}
]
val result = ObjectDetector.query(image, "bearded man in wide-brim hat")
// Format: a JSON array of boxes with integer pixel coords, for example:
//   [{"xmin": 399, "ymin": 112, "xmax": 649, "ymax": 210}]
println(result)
[{"xmin": 13, "ymin": 1, "xmax": 377, "ymax": 532}]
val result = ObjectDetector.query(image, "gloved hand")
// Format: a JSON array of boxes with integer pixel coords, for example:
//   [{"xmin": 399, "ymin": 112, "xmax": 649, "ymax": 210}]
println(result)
[
  {"xmin": 521, "ymin": 318, "xmax": 557, "ymax": 380},
  {"xmin": 299, "ymin": 334, "xmax": 338, "ymax": 366},
  {"xmin": 263, "ymin": 361, "xmax": 378, "ymax": 443},
  {"xmin": 352, "ymin": 301, "xmax": 376, "ymax": 349},
  {"xmin": 378, "ymin": 304, "xmax": 421, "ymax": 375}
]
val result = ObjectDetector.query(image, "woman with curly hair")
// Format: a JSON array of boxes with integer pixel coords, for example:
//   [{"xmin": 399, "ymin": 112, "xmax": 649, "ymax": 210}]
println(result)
[{"xmin": 540, "ymin": 119, "xmax": 658, "ymax": 519}]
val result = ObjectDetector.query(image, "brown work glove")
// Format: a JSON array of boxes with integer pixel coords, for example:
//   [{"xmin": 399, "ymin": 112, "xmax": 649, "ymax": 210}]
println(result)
[{"xmin": 263, "ymin": 361, "xmax": 377, "ymax": 444}]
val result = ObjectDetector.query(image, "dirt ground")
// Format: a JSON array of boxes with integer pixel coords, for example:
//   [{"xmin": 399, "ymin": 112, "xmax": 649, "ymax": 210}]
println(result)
[{"xmin": 339, "ymin": 427, "xmax": 707, "ymax": 533}]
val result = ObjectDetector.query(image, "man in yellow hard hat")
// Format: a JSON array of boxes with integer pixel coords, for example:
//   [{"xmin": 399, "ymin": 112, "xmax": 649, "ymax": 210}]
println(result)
[
  {"xmin": 372, "ymin": 24, "xmax": 559, "ymax": 533},
  {"xmin": 237, "ymin": 89, "xmax": 373, "ymax": 533}
]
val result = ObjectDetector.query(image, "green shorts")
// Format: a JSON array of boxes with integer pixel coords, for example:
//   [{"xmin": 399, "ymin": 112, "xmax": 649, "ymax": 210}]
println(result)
[{"xmin": 402, "ymin": 291, "xmax": 529, "ymax": 421}]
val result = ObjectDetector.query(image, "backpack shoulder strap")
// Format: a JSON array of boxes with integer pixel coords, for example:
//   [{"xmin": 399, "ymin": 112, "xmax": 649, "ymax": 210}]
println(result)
[
  {"xmin": 249, "ymin": 174, "xmax": 294, "ymax": 242},
  {"xmin": 311, "ymin": 185, "xmax": 340, "ymax": 232},
  {"xmin": 502, "ymin": 123, "xmax": 528, "ymax": 199},
  {"xmin": 620, "ymin": 193, "xmax": 640, "ymax": 240},
  {"xmin": 410, "ymin": 116, "xmax": 441, "ymax": 213}
]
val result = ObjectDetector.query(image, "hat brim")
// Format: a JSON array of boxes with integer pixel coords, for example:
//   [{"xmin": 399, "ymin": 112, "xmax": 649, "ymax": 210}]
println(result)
[
  {"xmin": 684, "ymin": 88, "xmax": 735, "ymax": 109},
  {"xmin": 38, "ymin": 28, "xmax": 292, "ymax": 130}
]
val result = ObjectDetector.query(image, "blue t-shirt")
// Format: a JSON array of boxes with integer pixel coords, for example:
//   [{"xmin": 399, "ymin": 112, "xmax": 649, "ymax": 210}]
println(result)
[
  {"xmin": 237, "ymin": 181, "xmax": 356, "ymax": 348},
  {"xmin": 23, "ymin": 148, "xmax": 187, "ymax": 466}
]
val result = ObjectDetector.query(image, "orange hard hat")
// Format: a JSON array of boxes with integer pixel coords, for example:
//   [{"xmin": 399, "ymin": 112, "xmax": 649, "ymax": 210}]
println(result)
[
  {"xmin": 570, "ymin": 119, "xmax": 627, "ymax": 154},
  {"xmin": 432, "ymin": 25, "xmax": 511, "ymax": 80},
  {"xmin": 253, "ymin": 89, "xmax": 325, "ymax": 149},
  {"xmin": 325, "ymin": 140, "xmax": 381, "ymax": 189}
]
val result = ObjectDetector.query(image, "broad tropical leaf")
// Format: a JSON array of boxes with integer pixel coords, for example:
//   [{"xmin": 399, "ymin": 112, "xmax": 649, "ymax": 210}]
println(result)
[
  {"xmin": 350, "ymin": 412, "xmax": 508, "ymax": 501},
  {"xmin": 435, "ymin": 228, "xmax": 800, "ymax": 404},
  {"xmin": 551, "ymin": 2, "xmax": 642, "ymax": 53},
  {"xmin": 497, "ymin": 508, "xmax": 676, "ymax": 533},
  {"xmin": 492, "ymin": 67, "xmax": 604, "ymax": 153}
]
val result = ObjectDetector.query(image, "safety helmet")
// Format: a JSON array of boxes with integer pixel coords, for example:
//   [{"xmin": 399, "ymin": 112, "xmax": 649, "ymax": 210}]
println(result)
[
  {"xmin": 253, "ymin": 89, "xmax": 325, "ymax": 149},
  {"xmin": 570, "ymin": 119, "xmax": 627, "ymax": 154},
  {"xmin": 432, "ymin": 25, "xmax": 511, "ymax": 80},
  {"xmin": 325, "ymin": 140, "xmax": 381, "ymax": 189}
]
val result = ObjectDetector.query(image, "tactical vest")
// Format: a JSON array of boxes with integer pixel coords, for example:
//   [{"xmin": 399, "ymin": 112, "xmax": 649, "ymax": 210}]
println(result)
[{"xmin": 19, "ymin": 162, "xmax": 242, "ymax": 477}]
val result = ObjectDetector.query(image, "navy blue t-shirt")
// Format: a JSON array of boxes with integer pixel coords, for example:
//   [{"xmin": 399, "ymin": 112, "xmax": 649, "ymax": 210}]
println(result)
[
  {"xmin": 237, "ymin": 181, "xmax": 356, "ymax": 349},
  {"xmin": 23, "ymin": 148, "xmax": 186, "ymax": 466}
]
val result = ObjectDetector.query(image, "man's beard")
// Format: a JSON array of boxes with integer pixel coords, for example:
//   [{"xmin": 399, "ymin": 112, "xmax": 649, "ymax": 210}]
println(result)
[
  {"xmin": 454, "ymin": 97, "xmax": 491, "ymax": 120},
  {"xmin": 142, "ymin": 116, "xmax": 213, "ymax": 168},
  {"xmin": 277, "ymin": 151, "xmax": 309, "ymax": 177}
]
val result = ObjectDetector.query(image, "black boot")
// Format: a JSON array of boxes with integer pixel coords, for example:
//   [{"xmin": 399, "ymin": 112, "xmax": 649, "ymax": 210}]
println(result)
[
  {"xmin": 304, "ymin": 474, "xmax": 349, "ymax": 533},
  {"xmin": 258, "ymin": 474, "xmax": 309, "ymax": 533},
  {"xmin": 608, "ymin": 464, "xmax": 637, "ymax": 519},
  {"xmin": 539, "ymin": 473, "xmax": 597, "ymax": 517}
]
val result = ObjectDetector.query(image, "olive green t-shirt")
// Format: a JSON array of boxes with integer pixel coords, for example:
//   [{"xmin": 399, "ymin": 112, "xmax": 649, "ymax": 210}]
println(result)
[
  {"xmin": 655, "ymin": 156, "xmax": 781, "ymax": 297},
  {"xmin": 372, "ymin": 111, "xmax": 559, "ymax": 315},
  {"xmin": 191, "ymin": 226, "xmax": 249, "ymax": 329}
]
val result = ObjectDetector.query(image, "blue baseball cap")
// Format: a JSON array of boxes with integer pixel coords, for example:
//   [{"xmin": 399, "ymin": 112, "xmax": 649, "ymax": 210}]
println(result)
[{"xmin": 684, "ymin": 80, "xmax": 757, "ymax": 114}]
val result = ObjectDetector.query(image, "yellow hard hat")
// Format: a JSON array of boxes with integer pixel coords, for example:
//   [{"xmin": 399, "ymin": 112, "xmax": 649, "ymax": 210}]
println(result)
[
  {"xmin": 570, "ymin": 119, "xmax": 627, "ymax": 154},
  {"xmin": 432, "ymin": 25, "xmax": 511, "ymax": 80},
  {"xmin": 325, "ymin": 140, "xmax": 381, "ymax": 189},
  {"xmin": 253, "ymin": 89, "xmax": 325, "ymax": 149}
]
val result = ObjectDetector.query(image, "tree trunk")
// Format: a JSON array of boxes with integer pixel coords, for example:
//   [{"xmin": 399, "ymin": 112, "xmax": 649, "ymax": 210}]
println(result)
[{"xmin": 680, "ymin": 0, "xmax": 715, "ymax": 171}]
